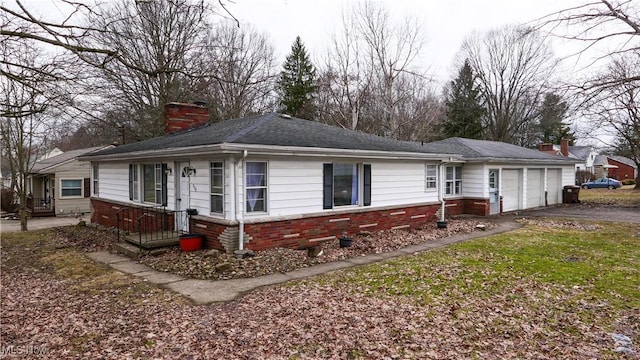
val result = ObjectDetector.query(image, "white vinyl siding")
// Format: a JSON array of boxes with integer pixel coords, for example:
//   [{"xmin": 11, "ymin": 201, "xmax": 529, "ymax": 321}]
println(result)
[
  {"xmin": 99, "ymin": 163, "xmax": 131, "ymax": 203},
  {"xmin": 461, "ymin": 163, "xmax": 485, "ymax": 198}
]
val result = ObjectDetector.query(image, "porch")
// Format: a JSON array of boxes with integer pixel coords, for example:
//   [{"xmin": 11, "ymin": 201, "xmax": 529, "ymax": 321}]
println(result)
[
  {"xmin": 27, "ymin": 195, "xmax": 55, "ymax": 217},
  {"xmin": 116, "ymin": 206, "xmax": 189, "ymax": 250}
]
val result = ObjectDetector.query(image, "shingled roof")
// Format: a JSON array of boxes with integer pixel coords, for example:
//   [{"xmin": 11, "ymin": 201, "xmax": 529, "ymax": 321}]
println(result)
[
  {"xmin": 426, "ymin": 137, "xmax": 580, "ymax": 163},
  {"xmin": 83, "ymin": 113, "xmax": 456, "ymax": 160},
  {"xmin": 31, "ymin": 146, "xmax": 112, "ymax": 173}
]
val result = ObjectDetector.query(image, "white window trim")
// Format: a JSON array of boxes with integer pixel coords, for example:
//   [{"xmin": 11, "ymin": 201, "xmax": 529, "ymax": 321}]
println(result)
[
  {"xmin": 425, "ymin": 163, "xmax": 437, "ymax": 191},
  {"xmin": 92, "ymin": 164, "xmax": 99, "ymax": 196},
  {"xmin": 142, "ymin": 163, "xmax": 163, "ymax": 205},
  {"xmin": 333, "ymin": 162, "xmax": 361, "ymax": 208},
  {"xmin": 60, "ymin": 178, "xmax": 83, "ymax": 199},
  {"xmin": 445, "ymin": 165, "xmax": 463, "ymax": 196},
  {"xmin": 245, "ymin": 161, "xmax": 268, "ymax": 214},
  {"xmin": 210, "ymin": 161, "xmax": 224, "ymax": 214}
]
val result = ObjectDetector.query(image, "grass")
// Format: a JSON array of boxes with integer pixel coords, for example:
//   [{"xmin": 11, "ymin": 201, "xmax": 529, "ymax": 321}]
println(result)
[
  {"xmin": 329, "ymin": 220, "xmax": 640, "ymax": 325},
  {"xmin": 579, "ymin": 184, "xmax": 640, "ymax": 207},
  {"xmin": 0, "ymin": 229, "xmax": 186, "ymax": 304}
]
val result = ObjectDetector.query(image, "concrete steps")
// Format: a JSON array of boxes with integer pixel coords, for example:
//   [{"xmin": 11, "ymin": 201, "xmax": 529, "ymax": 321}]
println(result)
[{"xmin": 112, "ymin": 242, "xmax": 171, "ymax": 258}]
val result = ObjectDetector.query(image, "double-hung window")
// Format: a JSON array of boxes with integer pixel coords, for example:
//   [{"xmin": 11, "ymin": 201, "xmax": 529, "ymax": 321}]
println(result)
[
  {"xmin": 445, "ymin": 165, "xmax": 463, "ymax": 196},
  {"xmin": 210, "ymin": 161, "xmax": 224, "ymax": 214},
  {"xmin": 246, "ymin": 162, "xmax": 267, "ymax": 213},
  {"xmin": 129, "ymin": 164, "xmax": 139, "ymax": 201},
  {"xmin": 425, "ymin": 164, "xmax": 437, "ymax": 190},
  {"xmin": 60, "ymin": 179, "xmax": 83, "ymax": 197},
  {"xmin": 323, "ymin": 163, "xmax": 371, "ymax": 209},
  {"xmin": 129, "ymin": 163, "xmax": 166, "ymax": 205},
  {"xmin": 92, "ymin": 164, "xmax": 99, "ymax": 195}
]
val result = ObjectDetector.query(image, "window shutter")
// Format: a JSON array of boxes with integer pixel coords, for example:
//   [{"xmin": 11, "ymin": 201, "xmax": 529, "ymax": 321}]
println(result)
[
  {"xmin": 128, "ymin": 164, "xmax": 134, "ymax": 200},
  {"xmin": 323, "ymin": 164, "xmax": 333, "ymax": 209},
  {"xmin": 363, "ymin": 164, "xmax": 371, "ymax": 206},
  {"xmin": 83, "ymin": 178, "xmax": 90, "ymax": 198},
  {"xmin": 161, "ymin": 164, "xmax": 168, "ymax": 207}
]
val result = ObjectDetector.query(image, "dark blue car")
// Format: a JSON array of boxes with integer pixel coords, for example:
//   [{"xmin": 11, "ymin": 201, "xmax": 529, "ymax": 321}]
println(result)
[{"xmin": 581, "ymin": 177, "xmax": 622, "ymax": 189}]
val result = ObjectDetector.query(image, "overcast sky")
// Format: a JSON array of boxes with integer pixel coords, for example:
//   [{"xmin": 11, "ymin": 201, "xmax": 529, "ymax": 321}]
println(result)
[{"xmin": 226, "ymin": 0, "xmax": 589, "ymax": 86}]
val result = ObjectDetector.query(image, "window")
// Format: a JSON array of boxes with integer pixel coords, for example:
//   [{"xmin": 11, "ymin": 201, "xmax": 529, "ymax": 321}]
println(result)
[
  {"xmin": 60, "ymin": 179, "xmax": 82, "ymax": 197},
  {"xmin": 333, "ymin": 163, "xmax": 359, "ymax": 206},
  {"xmin": 323, "ymin": 163, "xmax": 371, "ymax": 209},
  {"xmin": 210, "ymin": 161, "xmax": 224, "ymax": 214},
  {"xmin": 143, "ymin": 164, "xmax": 164, "ymax": 204},
  {"xmin": 129, "ymin": 164, "xmax": 139, "ymax": 201},
  {"xmin": 246, "ymin": 162, "xmax": 266, "ymax": 213},
  {"xmin": 425, "ymin": 164, "xmax": 437, "ymax": 190},
  {"xmin": 92, "ymin": 164, "xmax": 99, "ymax": 195},
  {"xmin": 445, "ymin": 165, "xmax": 463, "ymax": 196}
]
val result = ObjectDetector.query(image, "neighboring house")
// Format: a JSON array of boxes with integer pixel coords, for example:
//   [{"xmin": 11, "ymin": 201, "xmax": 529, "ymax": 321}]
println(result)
[
  {"xmin": 427, "ymin": 138, "xmax": 579, "ymax": 215},
  {"xmin": 592, "ymin": 155, "xmax": 618, "ymax": 179},
  {"xmin": 606, "ymin": 155, "xmax": 638, "ymax": 181},
  {"xmin": 538, "ymin": 140, "xmax": 599, "ymax": 174},
  {"xmin": 81, "ymin": 102, "xmax": 579, "ymax": 253},
  {"xmin": 28, "ymin": 146, "xmax": 113, "ymax": 217}
]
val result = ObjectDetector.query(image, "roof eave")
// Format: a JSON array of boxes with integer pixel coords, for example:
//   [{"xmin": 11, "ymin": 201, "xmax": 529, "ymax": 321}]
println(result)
[{"xmin": 79, "ymin": 143, "xmax": 463, "ymax": 162}]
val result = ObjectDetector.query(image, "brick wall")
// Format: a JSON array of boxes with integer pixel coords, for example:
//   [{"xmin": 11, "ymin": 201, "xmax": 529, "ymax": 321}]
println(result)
[
  {"xmin": 91, "ymin": 198, "xmax": 176, "ymax": 234},
  {"xmin": 461, "ymin": 198, "xmax": 490, "ymax": 216},
  {"xmin": 92, "ymin": 198, "xmax": 475, "ymax": 252}
]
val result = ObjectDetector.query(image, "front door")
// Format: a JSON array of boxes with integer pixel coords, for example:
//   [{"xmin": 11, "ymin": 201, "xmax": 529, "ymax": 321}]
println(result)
[
  {"xmin": 176, "ymin": 161, "xmax": 191, "ymax": 232},
  {"xmin": 489, "ymin": 169, "xmax": 500, "ymax": 215}
]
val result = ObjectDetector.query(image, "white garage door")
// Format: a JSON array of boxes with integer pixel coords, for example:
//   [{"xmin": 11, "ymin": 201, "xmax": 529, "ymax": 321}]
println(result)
[
  {"xmin": 527, "ymin": 169, "xmax": 544, "ymax": 208},
  {"xmin": 547, "ymin": 169, "xmax": 561, "ymax": 205},
  {"xmin": 502, "ymin": 169, "xmax": 522, "ymax": 212}
]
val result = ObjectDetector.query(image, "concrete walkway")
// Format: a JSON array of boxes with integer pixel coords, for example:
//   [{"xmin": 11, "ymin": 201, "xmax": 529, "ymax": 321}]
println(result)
[
  {"xmin": 88, "ymin": 218, "xmax": 522, "ymax": 305},
  {"xmin": 0, "ymin": 216, "xmax": 89, "ymax": 233}
]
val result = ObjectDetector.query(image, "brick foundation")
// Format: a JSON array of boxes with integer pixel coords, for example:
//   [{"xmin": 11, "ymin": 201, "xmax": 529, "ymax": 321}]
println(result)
[
  {"xmin": 461, "ymin": 198, "xmax": 490, "ymax": 216},
  {"xmin": 91, "ymin": 198, "xmax": 475, "ymax": 252}
]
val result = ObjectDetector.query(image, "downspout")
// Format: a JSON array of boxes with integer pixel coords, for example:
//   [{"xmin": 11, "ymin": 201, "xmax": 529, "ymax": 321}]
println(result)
[
  {"xmin": 236, "ymin": 150, "xmax": 248, "ymax": 250},
  {"xmin": 438, "ymin": 161, "xmax": 446, "ymax": 222}
]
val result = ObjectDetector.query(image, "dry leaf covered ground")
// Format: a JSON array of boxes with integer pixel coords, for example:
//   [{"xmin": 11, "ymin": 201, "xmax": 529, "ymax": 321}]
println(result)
[{"xmin": 1, "ymin": 217, "xmax": 639, "ymax": 359}]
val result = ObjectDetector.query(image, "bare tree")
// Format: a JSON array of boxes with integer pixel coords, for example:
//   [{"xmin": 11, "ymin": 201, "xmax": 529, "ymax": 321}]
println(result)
[
  {"xmin": 461, "ymin": 25, "xmax": 557, "ymax": 147},
  {"xmin": 80, "ymin": 0, "xmax": 215, "ymax": 140},
  {"xmin": 320, "ymin": 10, "xmax": 373, "ymax": 131},
  {"xmin": 537, "ymin": 0, "xmax": 639, "ymax": 96},
  {"xmin": 197, "ymin": 22, "xmax": 278, "ymax": 121},
  {"xmin": 582, "ymin": 55, "xmax": 640, "ymax": 188},
  {"xmin": 0, "ymin": 53, "xmax": 48, "ymax": 231},
  {"xmin": 317, "ymin": 1, "xmax": 433, "ymax": 140}
]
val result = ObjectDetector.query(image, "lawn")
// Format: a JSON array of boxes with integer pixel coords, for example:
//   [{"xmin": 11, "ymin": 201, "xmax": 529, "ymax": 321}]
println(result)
[
  {"xmin": 579, "ymin": 184, "xmax": 640, "ymax": 207},
  {"xmin": 1, "ymin": 220, "xmax": 639, "ymax": 358}
]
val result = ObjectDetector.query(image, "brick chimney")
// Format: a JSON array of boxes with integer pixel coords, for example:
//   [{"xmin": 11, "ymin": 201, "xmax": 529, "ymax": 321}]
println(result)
[
  {"xmin": 538, "ymin": 143, "xmax": 554, "ymax": 151},
  {"xmin": 164, "ymin": 102, "xmax": 209, "ymax": 134},
  {"xmin": 560, "ymin": 138, "xmax": 569, "ymax": 157}
]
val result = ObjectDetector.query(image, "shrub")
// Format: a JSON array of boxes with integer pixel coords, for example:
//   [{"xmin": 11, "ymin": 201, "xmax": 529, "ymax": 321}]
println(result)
[
  {"xmin": 1, "ymin": 188, "xmax": 18, "ymax": 213},
  {"xmin": 575, "ymin": 170, "xmax": 595, "ymax": 185},
  {"xmin": 621, "ymin": 179, "xmax": 636, "ymax": 186}
]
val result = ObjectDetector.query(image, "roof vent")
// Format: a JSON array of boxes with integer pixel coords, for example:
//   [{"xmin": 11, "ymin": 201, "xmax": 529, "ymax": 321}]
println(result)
[{"xmin": 280, "ymin": 114, "xmax": 291, "ymax": 119}]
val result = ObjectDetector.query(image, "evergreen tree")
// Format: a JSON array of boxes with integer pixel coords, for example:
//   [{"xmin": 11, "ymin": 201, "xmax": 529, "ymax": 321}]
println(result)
[
  {"xmin": 277, "ymin": 36, "xmax": 317, "ymax": 119},
  {"xmin": 442, "ymin": 60, "xmax": 485, "ymax": 139},
  {"xmin": 538, "ymin": 92, "xmax": 575, "ymax": 144}
]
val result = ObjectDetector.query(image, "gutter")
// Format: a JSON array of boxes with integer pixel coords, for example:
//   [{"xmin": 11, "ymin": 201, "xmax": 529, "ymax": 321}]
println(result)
[
  {"xmin": 235, "ymin": 150, "xmax": 248, "ymax": 251},
  {"xmin": 78, "ymin": 143, "xmax": 462, "ymax": 163},
  {"xmin": 437, "ymin": 161, "xmax": 446, "ymax": 222}
]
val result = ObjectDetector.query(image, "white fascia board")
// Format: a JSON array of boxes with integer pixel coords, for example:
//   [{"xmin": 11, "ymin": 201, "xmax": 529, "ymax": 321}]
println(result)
[{"xmin": 81, "ymin": 143, "xmax": 462, "ymax": 162}]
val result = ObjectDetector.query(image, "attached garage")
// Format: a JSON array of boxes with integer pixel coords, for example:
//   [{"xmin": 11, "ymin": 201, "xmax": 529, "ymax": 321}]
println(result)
[
  {"xmin": 502, "ymin": 169, "xmax": 522, "ymax": 212},
  {"xmin": 546, "ymin": 169, "xmax": 562, "ymax": 205},
  {"xmin": 526, "ymin": 168, "xmax": 544, "ymax": 208}
]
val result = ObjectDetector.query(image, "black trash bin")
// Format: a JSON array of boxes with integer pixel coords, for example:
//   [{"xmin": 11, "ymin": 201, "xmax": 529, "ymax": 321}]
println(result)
[{"xmin": 562, "ymin": 185, "xmax": 580, "ymax": 204}]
